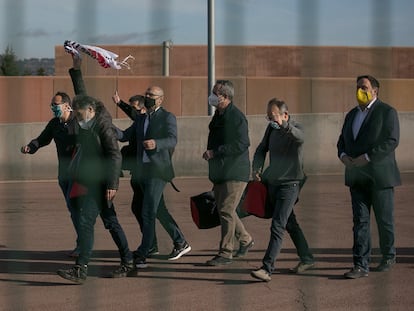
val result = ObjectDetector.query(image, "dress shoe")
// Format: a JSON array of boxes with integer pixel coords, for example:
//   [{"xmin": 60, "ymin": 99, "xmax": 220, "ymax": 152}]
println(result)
[
  {"xmin": 344, "ymin": 266, "xmax": 368, "ymax": 279},
  {"xmin": 376, "ymin": 258, "xmax": 396, "ymax": 272}
]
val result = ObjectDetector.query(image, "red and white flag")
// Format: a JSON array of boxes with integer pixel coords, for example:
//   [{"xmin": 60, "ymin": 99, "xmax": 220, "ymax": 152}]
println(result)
[{"xmin": 64, "ymin": 40, "xmax": 134, "ymax": 70}]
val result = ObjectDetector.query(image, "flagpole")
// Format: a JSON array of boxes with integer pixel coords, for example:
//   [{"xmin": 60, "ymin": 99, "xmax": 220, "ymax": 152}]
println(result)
[{"xmin": 115, "ymin": 69, "xmax": 119, "ymax": 119}]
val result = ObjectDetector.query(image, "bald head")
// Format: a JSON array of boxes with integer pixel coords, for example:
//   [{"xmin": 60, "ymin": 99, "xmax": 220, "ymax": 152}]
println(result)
[{"xmin": 145, "ymin": 86, "xmax": 165, "ymax": 111}]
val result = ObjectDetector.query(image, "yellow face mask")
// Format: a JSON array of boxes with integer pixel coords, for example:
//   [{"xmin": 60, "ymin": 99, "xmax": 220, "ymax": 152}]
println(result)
[{"xmin": 356, "ymin": 88, "xmax": 373, "ymax": 106}]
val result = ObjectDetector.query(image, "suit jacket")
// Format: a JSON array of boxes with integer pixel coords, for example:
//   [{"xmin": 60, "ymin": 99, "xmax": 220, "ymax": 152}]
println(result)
[
  {"xmin": 120, "ymin": 107, "xmax": 177, "ymax": 182},
  {"xmin": 337, "ymin": 99, "xmax": 401, "ymax": 189},
  {"xmin": 117, "ymin": 100, "xmax": 139, "ymax": 121}
]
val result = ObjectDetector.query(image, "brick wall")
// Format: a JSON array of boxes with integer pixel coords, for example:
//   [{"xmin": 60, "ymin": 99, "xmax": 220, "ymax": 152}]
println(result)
[{"xmin": 0, "ymin": 45, "xmax": 413, "ymax": 124}]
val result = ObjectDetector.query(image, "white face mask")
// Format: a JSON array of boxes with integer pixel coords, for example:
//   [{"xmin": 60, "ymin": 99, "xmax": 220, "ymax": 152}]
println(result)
[
  {"xmin": 77, "ymin": 110, "xmax": 93, "ymax": 129},
  {"xmin": 208, "ymin": 94, "xmax": 219, "ymax": 107},
  {"xmin": 78, "ymin": 120, "xmax": 91, "ymax": 130}
]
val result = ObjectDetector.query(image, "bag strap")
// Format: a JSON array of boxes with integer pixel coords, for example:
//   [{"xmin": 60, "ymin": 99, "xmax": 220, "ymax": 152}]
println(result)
[{"xmin": 170, "ymin": 180, "xmax": 180, "ymax": 192}]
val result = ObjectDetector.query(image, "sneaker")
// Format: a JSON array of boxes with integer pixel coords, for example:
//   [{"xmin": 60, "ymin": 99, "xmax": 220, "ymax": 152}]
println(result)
[
  {"xmin": 234, "ymin": 239, "xmax": 254, "ymax": 258},
  {"xmin": 251, "ymin": 268, "xmax": 271, "ymax": 282},
  {"xmin": 344, "ymin": 266, "xmax": 368, "ymax": 279},
  {"xmin": 289, "ymin": 261, "xmax": 315, "ymax": 274},
  {"xmin": 375, "ymin": 258, "xmax": 396, "ymax": 272},
  {"xmin": 57, "ymin": 264, "xmax": 87, "ymax": 284},
  {"xmin": 134, "ymin": 256, "xmax": 148, "ymax": 269},
  {"xmin": 110, "ymin": 261, "xmax": 136, "ymax": 278},
  {"xmin": 206, "ymin": 255, "xmax": 232, "ymax": 266},
  {"xmin": 147, "ymin": 247, "xmax": 160, "ymax": 258},
  {"xmin": 168, "ymin": 242, "xmax": 192, "ymax": 261}
]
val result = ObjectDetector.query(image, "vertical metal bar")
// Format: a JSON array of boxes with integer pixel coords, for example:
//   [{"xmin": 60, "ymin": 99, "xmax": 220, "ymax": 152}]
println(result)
[
  {"xmin": 207, "ymin": 0, "xmax": 215, "ymax": 116},
  {"xmin": 3, "ymin": 1, "xmax": 26, "ymax": 309}
]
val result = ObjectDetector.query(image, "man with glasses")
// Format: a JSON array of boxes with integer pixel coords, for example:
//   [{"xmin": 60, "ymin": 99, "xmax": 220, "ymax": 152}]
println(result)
[
  {"xmin": 118, "ymin": 86, "xmax": 191, "ymax": 268},
  {"xmin": 21, "ymin": 89, "xmax": 79, "ymax": 257},
  {"xmin": 250, "ymin": 98, "xmax": 312, "ymax": 282}
]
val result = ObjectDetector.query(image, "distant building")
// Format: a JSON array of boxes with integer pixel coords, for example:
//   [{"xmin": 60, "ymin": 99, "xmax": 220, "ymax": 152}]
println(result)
[{"xmin": 17, "ymin": 58, "xmax": 54, "ymax": 76}]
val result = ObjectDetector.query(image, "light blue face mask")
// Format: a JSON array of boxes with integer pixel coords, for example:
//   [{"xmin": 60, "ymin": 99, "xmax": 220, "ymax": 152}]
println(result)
[
  {"xmin": 51, "ymin": 105, "xmax": 63, "ymax": 118},
  {"xmin": 269, "ymin": 121, "xmax": 280, "ymax": 130}
]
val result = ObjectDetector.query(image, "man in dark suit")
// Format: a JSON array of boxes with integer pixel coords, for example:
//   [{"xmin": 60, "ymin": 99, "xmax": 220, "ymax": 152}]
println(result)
[
  {"xmin": 337, "ymin": 75, "xmax": 401, "ymax": 279},
  {"xmin": 118, "ymin": 86, "xmax": 191, "ymax": 268}
]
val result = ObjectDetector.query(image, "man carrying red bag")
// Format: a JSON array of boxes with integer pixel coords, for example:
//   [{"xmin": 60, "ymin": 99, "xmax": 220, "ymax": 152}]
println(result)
[{"xmin": 250, "ymin": 98, "xmax": 314, "ymax": 282}]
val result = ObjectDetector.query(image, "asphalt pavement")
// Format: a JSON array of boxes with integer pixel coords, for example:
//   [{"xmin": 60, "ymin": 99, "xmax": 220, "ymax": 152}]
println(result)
[{"xmin": 1, "ymin": 174, "xmax": 413, "ymax": 311}]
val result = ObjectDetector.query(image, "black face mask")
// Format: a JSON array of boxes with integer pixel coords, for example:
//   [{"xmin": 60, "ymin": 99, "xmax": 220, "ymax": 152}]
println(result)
[{"xmin": 144, "ymin": 97, "xmax": 156, "ymax": 110}]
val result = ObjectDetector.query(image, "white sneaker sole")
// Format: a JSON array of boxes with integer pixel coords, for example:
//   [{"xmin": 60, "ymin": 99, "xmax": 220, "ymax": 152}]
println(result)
[
  {"xmin": 168, "ymin": 246, "xmax": 192, "ymax": 260},
  {"xmin": 135, "ymin": 263, "xmax": 148, "ymax": 269}
]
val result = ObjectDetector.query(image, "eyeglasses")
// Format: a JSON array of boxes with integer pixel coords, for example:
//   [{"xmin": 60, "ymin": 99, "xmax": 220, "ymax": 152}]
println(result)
[
  {"xmin": 51, "ymin": 102, "xmax": 64, "ymax": 106},
  {"xmin": 266, "ymin": 112, "xmax": 287, "ymax": 121},
  {"xmin": 145, "ymin": 92, "xmax": 163, "ymax": 98}
]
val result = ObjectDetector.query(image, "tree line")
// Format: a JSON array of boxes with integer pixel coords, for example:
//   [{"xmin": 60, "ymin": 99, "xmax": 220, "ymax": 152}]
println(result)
[{"xmin": 0, "ymin": 46, "xmax": 53, "ymax": 76}]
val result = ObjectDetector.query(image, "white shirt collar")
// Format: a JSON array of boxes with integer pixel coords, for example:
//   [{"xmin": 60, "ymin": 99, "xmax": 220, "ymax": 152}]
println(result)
[{"xmin": 358, "ymin": 97, "xmax": 376, "ymax": 111}]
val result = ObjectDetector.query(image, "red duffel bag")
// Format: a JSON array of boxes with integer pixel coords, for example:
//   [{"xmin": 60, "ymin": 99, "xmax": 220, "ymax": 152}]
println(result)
[{"xmin": 240, "ymin": 180, "xmax": 272, "ymax": 219}]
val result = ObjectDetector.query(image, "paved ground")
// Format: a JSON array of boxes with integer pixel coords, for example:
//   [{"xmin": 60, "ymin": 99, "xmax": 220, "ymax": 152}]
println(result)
[{"xmin": 1, "ymin": 174, "xmax": 413, "ymax": 311}]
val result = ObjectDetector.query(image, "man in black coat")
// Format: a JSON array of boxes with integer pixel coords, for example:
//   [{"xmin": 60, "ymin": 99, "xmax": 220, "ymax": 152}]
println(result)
[
  {"xmin": 56, "ymin": 56, "xmax": 134, "ymax": 283},
  {"xmin": 20, "ymin": 91, "xmax": 79, "ymax": 256},
  {"xmin": 203, "ymin": 80, "xmax": 253, "ymax": 266},
  {"xmin": 21, "ymin": 55, "xmax": 88, "ymax": 257},
  {"xmin": 337, "ymin": 75, "xmax": 401, "ymax": 279}
]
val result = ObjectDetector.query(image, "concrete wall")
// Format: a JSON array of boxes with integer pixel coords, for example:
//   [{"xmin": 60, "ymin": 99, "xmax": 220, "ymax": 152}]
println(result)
[{"xmin": 3, "ymin": 112, "xmax": 413, "ymax": 181}]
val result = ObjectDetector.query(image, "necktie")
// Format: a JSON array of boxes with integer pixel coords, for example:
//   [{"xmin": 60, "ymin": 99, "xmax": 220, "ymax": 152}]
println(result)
[{"xmin": 143, "ymin": 114, "xmax": 151, "ymax": 163}]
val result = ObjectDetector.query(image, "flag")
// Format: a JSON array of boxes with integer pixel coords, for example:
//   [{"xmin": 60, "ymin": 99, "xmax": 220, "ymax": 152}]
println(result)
[{"xmin": 64, "ymin": 40, "xmax": 134, "ymax": 70}]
